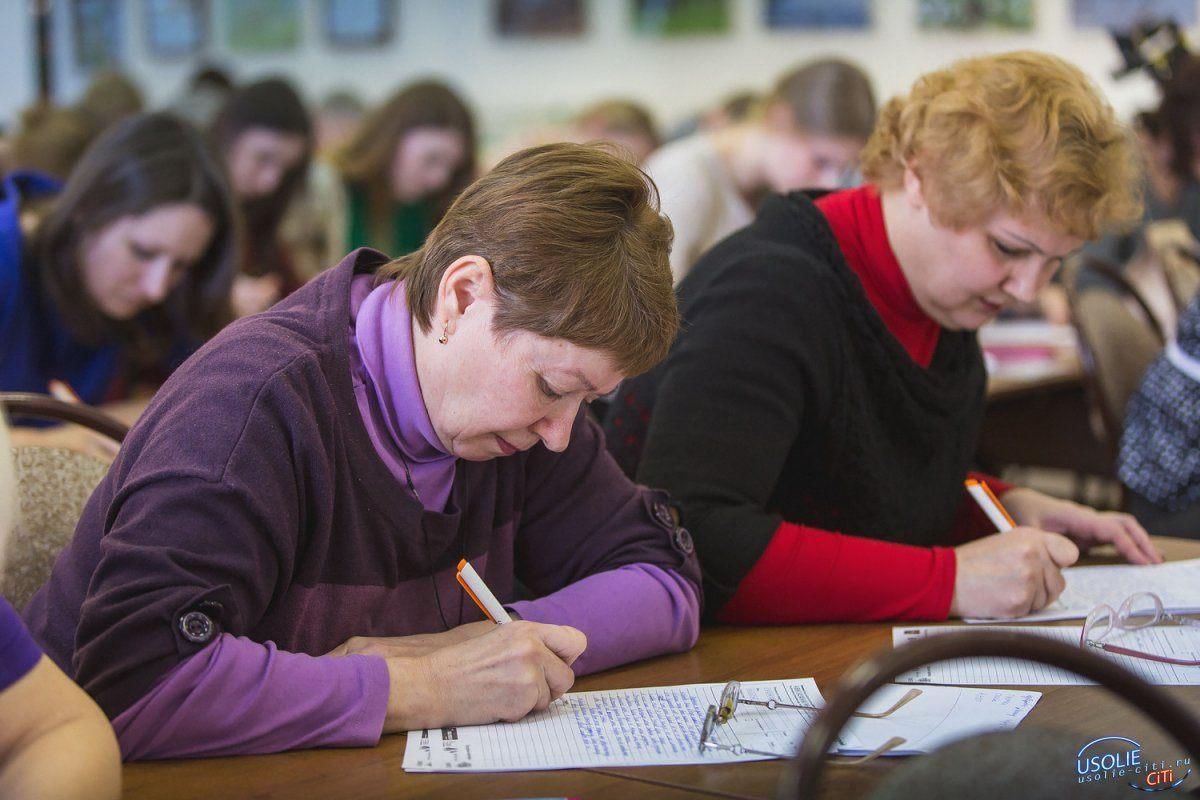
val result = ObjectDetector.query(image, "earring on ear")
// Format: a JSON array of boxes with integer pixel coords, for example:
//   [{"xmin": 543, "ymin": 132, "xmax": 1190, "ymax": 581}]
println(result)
[{"xmin": 438, "ymin": 324, "xmax": 448, "ymax": 345}]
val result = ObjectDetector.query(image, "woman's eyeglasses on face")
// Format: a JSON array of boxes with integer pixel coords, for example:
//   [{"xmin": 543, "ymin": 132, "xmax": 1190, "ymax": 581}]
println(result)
[{"xmin": 1080, "ymin": 591, "xmax": 1200, "ymax": 666}]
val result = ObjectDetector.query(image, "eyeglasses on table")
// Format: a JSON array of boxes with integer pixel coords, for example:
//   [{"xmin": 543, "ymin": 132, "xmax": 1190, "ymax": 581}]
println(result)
[
  {"xmin": 697, "ymin": 680, "xmax": 921, "ymax": 762},
  {"xmin": 1080, "ymin": 591, "xmax": 1200, "ymax": 666}
]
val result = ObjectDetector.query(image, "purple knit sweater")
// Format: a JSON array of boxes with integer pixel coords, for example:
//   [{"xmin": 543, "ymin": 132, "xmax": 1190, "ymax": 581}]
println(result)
[{"xmin": 23, "ymin": 249, "xmax": 701, "ymax": 759}]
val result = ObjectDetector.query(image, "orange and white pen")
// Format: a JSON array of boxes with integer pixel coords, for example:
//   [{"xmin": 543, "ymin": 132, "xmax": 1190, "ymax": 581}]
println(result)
[
  {"xmin": 965, "ymin": 478, "xmax": 1015, "ymax": 532},
  {"xmin": 455, "ymin": 558, "xmax": 512, "ymax": 624}
]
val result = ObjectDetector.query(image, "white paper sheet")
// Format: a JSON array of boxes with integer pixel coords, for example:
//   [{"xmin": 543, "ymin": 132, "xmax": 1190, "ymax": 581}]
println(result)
[
  {"xmin": 963, "ymin": 558, "xmax": 1200, "ymax": 624},
  {"xmin": 401, "ymin": 680, "xmax": 1041, "ymax": 772},
  {"xmin": 894, "ymin": 625, "xmax": 1200, "ymax": 685},
  {"xmin": 834, "ymin": 684, "xmax": 1040, "ymax": 756}
]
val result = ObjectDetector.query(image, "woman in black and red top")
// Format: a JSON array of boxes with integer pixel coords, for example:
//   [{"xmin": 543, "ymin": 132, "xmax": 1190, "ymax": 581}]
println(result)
[{"xmin": 606, "ymin": 51, "xmax": 1162, "ymax": 624}]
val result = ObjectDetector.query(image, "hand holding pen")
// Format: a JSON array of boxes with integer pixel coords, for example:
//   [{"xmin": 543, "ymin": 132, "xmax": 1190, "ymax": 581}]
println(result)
[
  {"xmin": 328, "ymin": 559, "xmax": 587, "ymax": 732},
  {"xmin": 949, "ymin": 478, "xmax": 1079, "ymax": 619}
]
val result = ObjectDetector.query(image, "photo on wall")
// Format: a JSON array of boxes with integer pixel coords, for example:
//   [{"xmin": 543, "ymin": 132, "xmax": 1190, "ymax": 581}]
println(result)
[
  {"xmin": 225, "ymin": 0, "xmax": 301, "ymax": 53},
  {"xmin": 71, "ymin": 0, "xmax": 123, "ymax": 68},
  {"xmin": 765, "ymin": 0, "xmax": 871, "ymax": 29},
  {"xmin": 632, "ymin": 0, "xmax": 731, "ymax": 36},
  {"xmin": 323, "ymin": 0, "xmax": 396, "ymax": 47},
  {"xmin": 1072, "ymin": 0, "xmax": 1196, "ymax": 28},
  {"xmin": 917, "ymin": 0, "xmax": 1035, "ymax": 30},
  {"xmin": 145, "ymin": 0, "xmax": 209, "ymax": 58},
  {"xmin": 496, "ymin": 0, "xmax": 586, "ymax": 37}
]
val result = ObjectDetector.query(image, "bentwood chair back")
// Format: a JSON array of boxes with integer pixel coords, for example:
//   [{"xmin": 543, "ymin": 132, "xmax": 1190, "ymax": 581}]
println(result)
[
  {"xmin": 783, "ymin": 630, "xmax": 1200, "ymax": 800},
  {"xmin": 1065, "ymin": 259, "xmax": 1166, "ymax": 457},
  {"xmin": 0, "ymin": 393, "xmax": 128, "ymax": 609},
  {"xmin": 1145, "ymin": 219, "xmax": 1200, "ymax": 313}
]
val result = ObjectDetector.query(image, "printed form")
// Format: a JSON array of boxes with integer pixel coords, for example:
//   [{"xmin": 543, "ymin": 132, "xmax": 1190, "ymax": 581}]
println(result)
[
  {"xmin": 894, "ymin": 625, "xmax": 1200, "ymax": 685},
  {"xmin": 964, "ymin": 558, "xmax": 1200, "ymax": 623},
  {"xmin": 401, "ymin": 680, "xmax": 1039, "ymax": 772}
]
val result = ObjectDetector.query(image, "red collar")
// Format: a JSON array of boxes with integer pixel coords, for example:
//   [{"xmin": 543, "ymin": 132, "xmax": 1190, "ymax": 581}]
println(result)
[{"xmin": 815, "ymin": 186, "xmax": 941, "ymax": 368}]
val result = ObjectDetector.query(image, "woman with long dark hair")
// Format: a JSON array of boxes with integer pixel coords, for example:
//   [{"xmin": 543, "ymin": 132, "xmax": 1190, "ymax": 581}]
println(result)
[
  {"xmin": 331, "ymin": 80, "xmax": 476, "ymax": 259},
  {"xmin": 210, "ymin": 77, "xmax": 313, "ymax": 316},
  {"xmin": 1, "ymin": 112, "xmax": 237, "ymax": 433}
]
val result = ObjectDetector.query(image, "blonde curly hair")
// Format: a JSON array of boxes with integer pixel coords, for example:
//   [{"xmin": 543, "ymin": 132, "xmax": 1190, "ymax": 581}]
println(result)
[{"xmin": 861, "ymin": 51, "xmax": 1142, "ymax": 240}]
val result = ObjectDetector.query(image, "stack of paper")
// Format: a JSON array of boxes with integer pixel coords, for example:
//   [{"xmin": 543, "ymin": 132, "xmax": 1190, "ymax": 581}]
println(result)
[
  {"xmin": 894, "ymin": 625, "xmax": 1200, "ymax": 685},
  {"xmin": 402, "ymin": 679, "xmax": 1040, "ymax": 772}
]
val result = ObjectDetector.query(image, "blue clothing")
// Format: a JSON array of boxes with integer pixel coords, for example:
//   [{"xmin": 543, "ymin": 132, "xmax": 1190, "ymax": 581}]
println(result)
[
  {"xmin": 0, "ymin": 596, "xmax": 41, "ymax": 692},
  {"xmin": 0, "ymin": 171, "xmax": 122, "ymax": 404}
]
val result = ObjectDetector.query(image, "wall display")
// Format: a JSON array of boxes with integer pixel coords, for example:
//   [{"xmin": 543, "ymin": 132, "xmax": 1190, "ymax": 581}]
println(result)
[
  {"xmin": 225, "ymin": 0, "xmax": 301, "ymax": 53},
  {"xmin": 72, "ymin": 0, "xmax": 123, "ymax": 68},
  {"xmin": 496, "ymin": 0, "xmax": 586, "ymax": 37},
  {"xmin": 323, "ymin": 0, "xmax": 396, "ymax": 47},
  {"xmin": 632, "ymin": 0, "xmax": 731, "ymax": 36},
  {"xmin": 1073, "ymin": 0, "xmax": 1196, "ymax": 29},
  {"xmin": 765, "ymin": 0, "xmax": 870, "ymax": 29},
  {"xmin": 145, "ymin": 0, "xmax": 208, "ymax": 58},
  {"xmin": 917, "ymin": 0, "xmax": 1034, "ymax": 30}
]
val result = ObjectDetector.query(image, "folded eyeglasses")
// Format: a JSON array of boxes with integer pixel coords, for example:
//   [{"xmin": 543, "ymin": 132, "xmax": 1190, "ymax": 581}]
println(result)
[{"xmin": 697, "ymin": 680, "xmax": 922, "ymax": 762}]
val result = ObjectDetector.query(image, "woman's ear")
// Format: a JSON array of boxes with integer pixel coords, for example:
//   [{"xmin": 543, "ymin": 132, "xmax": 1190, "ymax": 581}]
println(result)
[
  {"xmin": 435, "ymin": 255, "xmax": 495, "ymax": 336},
  {"xmin": 902, "ymin": 163, "xmax": 927, "ymax": 212}
]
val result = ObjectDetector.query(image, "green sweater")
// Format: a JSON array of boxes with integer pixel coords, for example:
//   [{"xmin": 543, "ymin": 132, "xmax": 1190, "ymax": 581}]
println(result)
[{"xmin": 344, "ymin": 182, "xmax": 429, "ymax": 257}]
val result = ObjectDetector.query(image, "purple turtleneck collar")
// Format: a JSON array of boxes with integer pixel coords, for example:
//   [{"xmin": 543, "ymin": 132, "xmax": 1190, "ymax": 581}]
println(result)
[{"xmin": 348, "ymin": 275, "xmax": 457, "ymax": 511}]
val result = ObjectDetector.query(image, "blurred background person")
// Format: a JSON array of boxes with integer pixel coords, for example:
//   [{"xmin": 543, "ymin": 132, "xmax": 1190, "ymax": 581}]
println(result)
[
  {"xmin": 331, "ymin": 79, "xmax": 476, "ymax": 261},
  {"xmin": 1084, "ymin": 55, "xmax": 1200, "ymax": 275},
  {"xmin": 281, "ymin": 89, "xmax": 367, "ymax": 281},
  {"xmin": 645, "ymin": 58, "xmax": 877, "ymax": 283},
  {"xmin": 77, "ymin": 70, "xmax": 144, "ymax": 133},
  {"xmin": 210, "ymin": 77, "xmax": 313, "ymax": 317},
  {"xmin": 172, "ymin": 64, "xmax": 235, "ymax": 130},
  {"xmin": 9, "ymin": 70, "xmax": 144, "ymax": 184},
  {"xmin": 314, "ymin": 89, "xmax": 366, "ymax": 156},
  {"xmin": 664, "ymin": 89, "xmax": 761, "ymax": 142},
  {"xmin": 573, "ymin": 99, "xmax": 661, "ymax": 164},
  {"xmin": 1119, "ymin": 291, "xmax": 1200, "ymax": 537},
  {"xmin": 10, "ymin": 103, "xmax": 97, "ymax": 182},
  {"xmin": 1, "ymin": 112, "xmax": 237, "ymax": 456}
]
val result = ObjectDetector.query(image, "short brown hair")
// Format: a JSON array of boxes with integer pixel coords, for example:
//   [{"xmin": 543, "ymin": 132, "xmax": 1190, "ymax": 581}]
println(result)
[
  {"xmin": 861, "ymin": 51, "xmax": 1143, "ymax": 240},
  {"xmin": 377, "ymin": 143, "xmax": 677, "ymax": 376}
]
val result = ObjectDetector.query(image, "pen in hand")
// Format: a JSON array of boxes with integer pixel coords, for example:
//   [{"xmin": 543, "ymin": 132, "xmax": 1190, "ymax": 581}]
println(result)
[
  {"xmin": 456, "ymin": 558, "xmax": 513, "ymax": 624},
  {"xmin": 965, "ymin": 478, "xmax": 1015, "ymax": 532}
]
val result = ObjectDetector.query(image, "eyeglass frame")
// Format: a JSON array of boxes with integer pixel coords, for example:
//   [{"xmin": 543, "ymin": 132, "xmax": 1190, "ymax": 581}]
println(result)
[
  {"xmin": 697, "ymin": 681, "xmax": 919, "ymax": 762},
  {"xmin": 1080, "ymin": 591, "xmax": 1200, "ymax": 666}
]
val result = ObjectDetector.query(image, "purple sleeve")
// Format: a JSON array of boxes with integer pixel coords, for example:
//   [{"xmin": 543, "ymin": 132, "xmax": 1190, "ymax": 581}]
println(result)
[
  {"xmin": 509, "ymin": 564, "xmax": 700, "ymax": 675},
  {"xmin": 0, "ymin": 597, "xmax": 41, "ymax": 692},
  {"xmin": 112, "ymin": 633, "xmax": 389, "ymax": 760}
]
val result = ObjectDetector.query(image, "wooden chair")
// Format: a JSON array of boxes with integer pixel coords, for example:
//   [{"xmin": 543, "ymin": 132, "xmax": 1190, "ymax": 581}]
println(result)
[
  {"xmin": 785, "ymin": 630, "xmax": 1200, "ymax": 799},
  {"xmin": 1064, "ymin": 259, "xmax": 1166, "ymax": 460},
  {"xmin": 1, "ymin": 393, "xmax": 128, "ymax": 609},
  {"xmin": 1145, "ymin": 219, "xmax": 1200, "ymax": 313}
]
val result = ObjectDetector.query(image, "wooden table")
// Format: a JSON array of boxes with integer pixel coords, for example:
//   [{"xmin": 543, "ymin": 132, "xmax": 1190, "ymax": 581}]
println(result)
[{"xmin": 123, "ymin": 538, "xmax": 1200, "ymax": 800}]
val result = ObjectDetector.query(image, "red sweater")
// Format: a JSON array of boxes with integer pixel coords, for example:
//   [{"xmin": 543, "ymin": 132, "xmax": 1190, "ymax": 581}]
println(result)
[{"xmin": 718, "ymin": 186, "xmax": 1010, "ymax": 624}]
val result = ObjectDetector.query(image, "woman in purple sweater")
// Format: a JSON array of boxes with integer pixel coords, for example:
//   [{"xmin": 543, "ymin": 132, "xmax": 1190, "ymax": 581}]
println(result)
[{"xmin": 24, "ymin": 143, "xmax": 702, "ymax": 759}]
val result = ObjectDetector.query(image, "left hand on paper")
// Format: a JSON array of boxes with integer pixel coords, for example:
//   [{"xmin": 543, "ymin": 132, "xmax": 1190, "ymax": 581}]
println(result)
[{"xmin": 1001, "ymin": 487, "xmax": 1163, "ymax": 565}]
